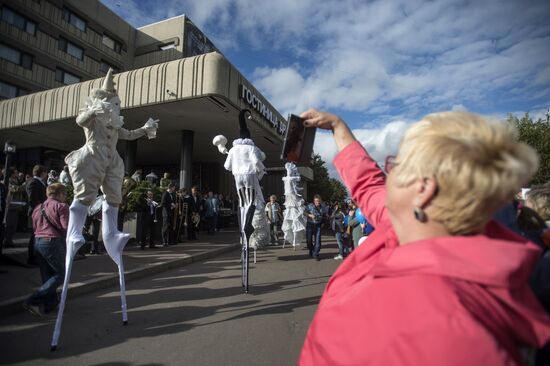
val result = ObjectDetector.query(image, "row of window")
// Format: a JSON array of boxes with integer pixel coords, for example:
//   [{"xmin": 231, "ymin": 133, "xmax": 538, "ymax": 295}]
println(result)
[
  {"xmin": 1, "ymin": 6, "xmax": 36, "ymax": 35},
  {"xmin": 0, "ymin": 43, "xmax": 33, "ymax": 70},
  {"xmin": 0, "ymin": 80, "xmax": 28, "ymax": 100},
  {"xmin": 0, "ymin": 67, "xmax": 80, "ymax": 99},
  {"xmin": 1, "ymin": 6, "xmax": 124, "ymax": 54},
  {"xmin": 3, "ymin": 31, "xmax": 119, "ymax": 75},
  {"xmin": 1, "ymin": 41, "xmax": 120, "ymax": 87},
  {"xmin": 55, "ymin": 68, "xmax": 80, "ymax": 85}
]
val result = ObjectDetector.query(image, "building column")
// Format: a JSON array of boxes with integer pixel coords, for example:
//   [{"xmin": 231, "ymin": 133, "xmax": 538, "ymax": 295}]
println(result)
[
  {"xmin": 180, "ymin": 130, "xmax": 194, "ymax": 189},
  {"xmin": 124, "ymin": 140, "xmax": 137, "ymax": 175}
]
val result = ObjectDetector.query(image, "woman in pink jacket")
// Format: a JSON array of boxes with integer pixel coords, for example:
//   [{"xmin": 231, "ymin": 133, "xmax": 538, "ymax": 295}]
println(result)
[{"xmin": 298, "ymin": 110, "xmax": 550, "ymax": 365}]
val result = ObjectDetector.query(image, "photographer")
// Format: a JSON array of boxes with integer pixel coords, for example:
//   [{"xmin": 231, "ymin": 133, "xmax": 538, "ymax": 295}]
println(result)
[
  {"xmin": 298, "ymin": 109, "xmax": 550, "ymax": 365},
  {"xmin": 23, "ymin": 183, "xmax": 68, "ymax": 316}
]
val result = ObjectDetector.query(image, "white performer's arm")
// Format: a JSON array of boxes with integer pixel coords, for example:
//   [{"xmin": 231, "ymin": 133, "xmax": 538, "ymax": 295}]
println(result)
[
  {"xmin": 118, "ymin": 127, "xmax": 146, "ymax": 140},
  {"xmin": 252, "ymin": 147, "xmax": 266, "ymax": 180},
  {"xmin": 119, "ymin": 118, "xmax": 159, "ymax": 140},
  {"xmin": 224, "ymin": 150, "xmax": 233, "ymax": 172}
]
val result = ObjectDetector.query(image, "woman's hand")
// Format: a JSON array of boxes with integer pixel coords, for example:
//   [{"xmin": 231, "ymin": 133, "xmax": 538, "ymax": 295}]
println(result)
[
  {"xmin": 300, "ymin": 109, "xmax": 343, "ymax": 130},
  {"xmin": 300, "ymin": 109, "xmax": 357, "ymax": 152}
]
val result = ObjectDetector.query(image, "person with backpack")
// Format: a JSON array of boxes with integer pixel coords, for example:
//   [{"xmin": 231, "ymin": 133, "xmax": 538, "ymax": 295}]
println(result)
[{"xmin": 23, "ymin": 183, "xmax": 69, "ymax": 316}]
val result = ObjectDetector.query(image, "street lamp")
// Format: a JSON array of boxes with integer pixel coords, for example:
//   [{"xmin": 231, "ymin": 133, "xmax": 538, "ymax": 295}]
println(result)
[
  {"xmin": 4, "ymin": 141, "xmax": 16, "ymax": 154},
  {"xmin": 1, "ymin": 141, "xmax": 16, "ymax": 260},
  {"xmin": 2, "ymin": 141, "xmax": 16, "ymax": 188}
]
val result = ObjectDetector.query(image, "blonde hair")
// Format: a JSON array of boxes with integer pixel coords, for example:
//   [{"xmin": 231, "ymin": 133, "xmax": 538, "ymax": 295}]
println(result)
[
  {"xmin": 526, "ymin": 182, "xmax": 550, "ymax": 221},
  {"xmin": 47, "ymin": 183, "xmax": 67, "ymax": 197},
  {"xmin": 393, "ymin": 111, "xmax": 539, "ymax": 235}
]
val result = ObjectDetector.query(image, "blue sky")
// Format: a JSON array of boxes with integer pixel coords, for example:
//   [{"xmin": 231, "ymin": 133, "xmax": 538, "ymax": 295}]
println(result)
[{"xmin": 101, "ymin": 0, "xmax": 550, "ymax": 176}]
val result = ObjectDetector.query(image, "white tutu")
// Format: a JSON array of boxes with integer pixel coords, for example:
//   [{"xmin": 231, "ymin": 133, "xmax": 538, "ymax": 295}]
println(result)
[{"xmin": 281, "ymin": 163, "xmax": 306, "ymax": 247}]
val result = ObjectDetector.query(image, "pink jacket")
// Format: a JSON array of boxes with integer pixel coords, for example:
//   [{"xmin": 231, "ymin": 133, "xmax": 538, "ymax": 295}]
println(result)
[
  {"xmin": 299, "ymin": 141, "xmax": 550, "ymax": 365},
  {"xmin": 32, "ymin": 197, "xmax": 69, "ymax": 238}
]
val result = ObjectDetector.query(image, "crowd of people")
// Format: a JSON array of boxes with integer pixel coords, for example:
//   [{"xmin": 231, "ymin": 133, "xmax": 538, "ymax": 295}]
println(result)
[{"xmin": 2, "ymin": 107, "xmax": 550, "ymax": 364}]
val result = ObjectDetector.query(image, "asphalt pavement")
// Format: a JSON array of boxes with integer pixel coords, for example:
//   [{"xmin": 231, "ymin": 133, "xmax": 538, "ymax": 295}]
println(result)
[{"xmin": 0, "ymin": 233, "xmax": 341, "ymax": 366}]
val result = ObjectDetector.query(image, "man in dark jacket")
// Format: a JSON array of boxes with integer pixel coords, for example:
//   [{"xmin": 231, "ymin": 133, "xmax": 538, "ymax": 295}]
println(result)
[
  {"xmin": 161, "ymin": 183, "xmax": 177, "ymax": 246},
  {"xmin": 186, "ymin": 186, "xmax": 203, "ymax": 240},
  {"xmin": 141, "ymin": 190, "xmax": 159, "ymax": 249},
  {"xmin": 0, "ymin": 180, "xmax": 6, "ymax": 249},
  {"xmin": 26, "ymin": 165, "xmax": 47, "ymax": 265}
]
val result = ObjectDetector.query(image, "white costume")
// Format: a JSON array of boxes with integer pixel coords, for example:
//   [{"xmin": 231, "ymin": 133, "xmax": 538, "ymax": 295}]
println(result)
[
  {"xmin": 223, "ymin": 138, "xmax": 266, "ymax": 208},
  {"xmin": 214, "ymin": 130, "xmax": 266, "ymax": 293},
  {"xmin": 65, "ymin": 99, "xmax": 153, "ymax": 205},
  {"xmin": 51, "ymin": 69, "xmax": 158, "ymax": 350},
  {"xmin": 249, "ymin": 207, "xmax": 270, "ymax": 260},
  {"xmin": 281, "ymin": 163, "xmax": 306, "ymax": 248}
]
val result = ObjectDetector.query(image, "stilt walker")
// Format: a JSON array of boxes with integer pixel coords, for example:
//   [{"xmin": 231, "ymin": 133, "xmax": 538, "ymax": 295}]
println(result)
[
  {"xmin": 212, "ymin": 109, "xmax": 266, "ymax": 293},
  {"xmin": 51, "ymin": 69, "xmax": 159, "ymax": 350},
  {"xmin": 282, "ymin": 162, "xmax": 306, "ymax": 249}
]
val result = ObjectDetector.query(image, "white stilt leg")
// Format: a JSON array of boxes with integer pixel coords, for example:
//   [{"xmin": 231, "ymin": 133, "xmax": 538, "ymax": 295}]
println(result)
[
  {"xmin": 102, "ymin": 202, "xmax": 131, "ymax": 325},
  {"xmin": 238, "ymin": 187, "xmax": 256, "ymax": 293},
  {"xmin": 254, "ymin": 247, "xmax": 257, "ymax": 264},
  {"xmin": 117, "ymin": 261, "xmax": 128, "ymax": 325},
  {"xmin": 51, "ymin": 200, "xmax": 88, "ymax": 350}
]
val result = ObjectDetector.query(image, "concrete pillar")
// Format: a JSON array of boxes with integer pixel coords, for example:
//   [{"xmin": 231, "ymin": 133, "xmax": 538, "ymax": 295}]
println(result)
[
  {"xmin": 124, "ymin": 140, "xmax": 137, "ymax": 175},
  {"xmin": 180, "ymin": 130, "xmax": 194, "ymax": 189}
]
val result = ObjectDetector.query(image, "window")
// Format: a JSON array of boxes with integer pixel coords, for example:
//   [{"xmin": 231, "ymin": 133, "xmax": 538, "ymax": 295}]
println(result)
[
  {"xmin": 0, "ymin": 43, "xmax": 33, "ymax": 70},
  {"xmin": 99, "ymin": 60, "xmax": 119, "ymax": 74},
  {"xmin": 102, "ymin": 34, "xmax": 122, "ymax": 53},
  {"xmin": 58, "ymin": 37, "xmax": 83, "ymax": 60},
  {"xmin": 63, "ymin": 7, "xmax": 86, "ymax": 32},
  {"xmin": 1, "ymin": 6, "xmax": 37, "ymax": 35},
  {"xmin": 55, "ymin": 68, "xmax": 80, "ymax": 85},
  {"xmin": 160, "ymin": 42, "xmax": 176, "ymax": 51},
  {"xmin": 0, "ymin": 80, "xmax": 27, "ymax": 100}
]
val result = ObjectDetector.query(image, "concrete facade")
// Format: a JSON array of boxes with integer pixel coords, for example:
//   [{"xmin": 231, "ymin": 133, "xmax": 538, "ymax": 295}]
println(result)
[{"xmin": 0, "ymin": 0, "xmax": 311, "ymax": 197}]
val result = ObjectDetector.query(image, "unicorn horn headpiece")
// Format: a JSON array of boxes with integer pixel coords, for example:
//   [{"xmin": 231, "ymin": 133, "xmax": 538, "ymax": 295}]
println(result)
[{"xmin": 102, "ymin": 68, "xmax": 116, "ymax": 93}]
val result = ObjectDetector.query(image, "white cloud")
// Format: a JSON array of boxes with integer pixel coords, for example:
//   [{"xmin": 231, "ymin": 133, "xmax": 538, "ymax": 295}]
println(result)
[
  {"xmin": 100, "ymin": 0, "xmax": 550, "ymax": 128},
  {"xmin": 242, "ymin": 0, "xmax": 550, "ymax": 120},
  {"xmin": 314, "ymin": 119, "xmax": 412, "ymax": 179},
  {"xmin": 451, "ymin": 104, "xmax": 468, "ymax": 112}
]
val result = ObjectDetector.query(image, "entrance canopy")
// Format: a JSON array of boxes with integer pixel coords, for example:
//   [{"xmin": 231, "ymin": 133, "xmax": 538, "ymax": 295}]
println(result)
[{"xmin": 0, "ymin": 52, "xmax": 287, "ymax": 167}]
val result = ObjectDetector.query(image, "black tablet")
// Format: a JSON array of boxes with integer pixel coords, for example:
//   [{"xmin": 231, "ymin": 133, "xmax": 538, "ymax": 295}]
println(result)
[{"xmin": 280, "ymin": 114, "xmax": 316, "ymax": 164}]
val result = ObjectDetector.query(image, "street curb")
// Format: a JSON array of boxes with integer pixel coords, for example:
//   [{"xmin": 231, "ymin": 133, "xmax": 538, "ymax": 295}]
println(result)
[{"xmin": 0, "ymin": 243, "xmax": 240, "ymax": 317}]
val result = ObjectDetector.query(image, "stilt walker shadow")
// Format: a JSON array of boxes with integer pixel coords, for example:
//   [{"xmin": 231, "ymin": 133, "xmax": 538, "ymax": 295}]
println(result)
[
  {"xmin": 50, "ymin": 68, "xmax": 159, "ymax": 350},
  {"xmin": 213, "ymin": 109, "xmax": 266, "ymax": 293}
]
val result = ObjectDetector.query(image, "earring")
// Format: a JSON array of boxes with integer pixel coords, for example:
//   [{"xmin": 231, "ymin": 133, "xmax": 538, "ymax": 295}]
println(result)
[{"xmin": 414, "ymin": 207, "xmax": 426, "ymax": 222}]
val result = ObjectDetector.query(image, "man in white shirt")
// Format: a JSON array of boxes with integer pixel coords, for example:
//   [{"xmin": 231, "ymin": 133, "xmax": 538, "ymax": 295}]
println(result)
[{"xmin": 265, "ymin": 195, "xmax": 282, "ymax": 245}]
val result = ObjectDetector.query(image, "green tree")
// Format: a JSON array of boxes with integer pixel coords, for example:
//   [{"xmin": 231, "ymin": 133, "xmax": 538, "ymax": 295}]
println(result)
[
  {"xmin": 328, "ymin": 178, "xmax": 348, "ymax": 203},
  {"xmin": 507, "ymin": 110, "xmax": 550, "ymax": 185},
  {"xmin": 307, "ymin": 154, "xmax": 349, "ymax": 203}
]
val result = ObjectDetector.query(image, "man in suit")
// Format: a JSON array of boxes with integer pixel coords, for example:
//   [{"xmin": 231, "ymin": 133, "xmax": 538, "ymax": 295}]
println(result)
[
  {"xmin": 141, "ymin": 190, "xmax": 159, "ymax": 249},
  {"xmin": 205, "ymin": 191, "xmax": 220, "ymax": 235},
  {"xmin": 186, "ymin": 186, "xmax": 203, "ymax": 240},
  {"xmin": 26, "ymin": 165, "xmax": 47, "ymax": 265},
  {"xmin": 0, "ymin": 179, "xmax": 6, "ymax": 250},
  {"xmin": 265, "ymin": 194, "xmax": 283, "ymax": 245},
  {"xmin": 161, "ymin": 183, "xmax": 177, "ymax": 246}
]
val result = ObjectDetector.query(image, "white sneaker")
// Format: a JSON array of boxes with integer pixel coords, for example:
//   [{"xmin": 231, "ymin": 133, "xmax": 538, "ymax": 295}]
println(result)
[{"xmin": 333, "ymin": 254, "xmax": 343, "ymax": 260}]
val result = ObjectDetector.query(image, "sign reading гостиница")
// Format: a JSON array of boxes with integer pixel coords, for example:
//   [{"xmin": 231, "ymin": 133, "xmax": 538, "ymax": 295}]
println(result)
[{"xmin": 239, "ymin": 84, "xmax": 287, "ymax": 136}]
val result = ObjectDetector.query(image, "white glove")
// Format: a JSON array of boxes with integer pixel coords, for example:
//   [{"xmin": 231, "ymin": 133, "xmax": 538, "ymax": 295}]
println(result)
[{"xmin": 142, "ymin": 117, "xmax": 159, "ymax": 139}]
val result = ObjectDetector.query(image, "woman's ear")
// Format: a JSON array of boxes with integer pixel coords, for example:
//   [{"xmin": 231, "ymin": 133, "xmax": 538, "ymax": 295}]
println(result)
[{"xmin": 412, "ymin": 176, "xmax": 438, "ymax": 208}]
